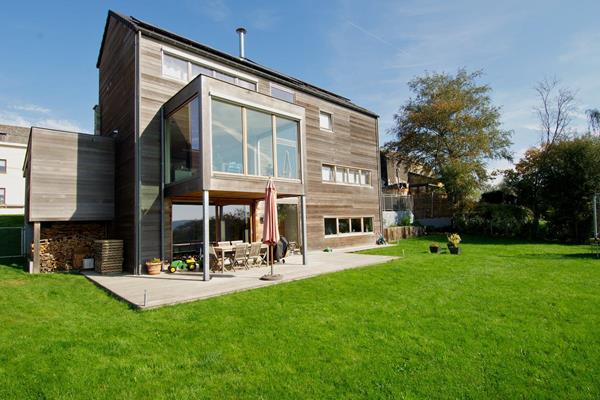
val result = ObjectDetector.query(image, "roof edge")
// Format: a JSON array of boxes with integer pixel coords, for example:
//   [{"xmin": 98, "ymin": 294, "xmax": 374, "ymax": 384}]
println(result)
[{"xmin": 96, "ymin": 10, "xmax": 139, "ymax": 68}]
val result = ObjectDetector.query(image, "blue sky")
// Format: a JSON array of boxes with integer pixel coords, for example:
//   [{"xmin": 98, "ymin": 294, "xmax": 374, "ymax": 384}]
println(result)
[{"xmin": 1, "ymin": 0, "xmax": 599, "ymax": 173}]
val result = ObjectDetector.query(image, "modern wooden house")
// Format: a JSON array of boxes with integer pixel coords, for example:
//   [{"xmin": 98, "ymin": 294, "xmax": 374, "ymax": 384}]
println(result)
[{"xmin": 25, "ymin": 10, "xmax": 382, "ymax": 276}]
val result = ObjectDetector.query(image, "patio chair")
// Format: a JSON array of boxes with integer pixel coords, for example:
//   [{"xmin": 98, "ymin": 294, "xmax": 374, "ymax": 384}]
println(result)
[
  {"xmin": 230, "ymin": 244, "xmax": 249, "ymax": 270},
  {"xmin": 209, "ymin": 245, "xmax": 231, "ymax": 272},
  {"xmin": 231, "ymin": 240, "xmax": 244, "ymax": 245},
  {"xmin": 246, "ymin": 242, "xmax": 264, "ymax": 267},
  {"xmin": 217, "ymin": 241, "xmax": 231, "ymax": 247}
]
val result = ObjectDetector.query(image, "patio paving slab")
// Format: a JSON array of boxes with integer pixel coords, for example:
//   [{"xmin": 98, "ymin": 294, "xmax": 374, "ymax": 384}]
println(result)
[{"xmin": 83, "ymin": 246, "xmax": 397, "ymax": 309}]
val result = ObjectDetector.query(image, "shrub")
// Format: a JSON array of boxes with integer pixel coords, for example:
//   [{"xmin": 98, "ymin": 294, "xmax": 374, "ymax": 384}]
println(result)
[{"xmin": 455, "ymin": 203, "xmax": 534, "ymax": 237}]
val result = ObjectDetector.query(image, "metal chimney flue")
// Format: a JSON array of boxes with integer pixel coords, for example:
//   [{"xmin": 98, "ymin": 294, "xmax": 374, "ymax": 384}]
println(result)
[{"xmin": 236, "ymin": 27, "xmax": 247, "ymax": 58}]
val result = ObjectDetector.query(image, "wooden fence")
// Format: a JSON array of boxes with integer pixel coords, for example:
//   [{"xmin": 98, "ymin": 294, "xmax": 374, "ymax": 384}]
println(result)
[{"xmin": 383, "ymin": 226, "xmax": 425, "ymax": 242}]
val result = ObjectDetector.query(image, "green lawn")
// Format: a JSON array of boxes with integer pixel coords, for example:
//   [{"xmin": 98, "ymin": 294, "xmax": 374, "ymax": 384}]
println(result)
[{"xmin": 1, "ymin": 236, "xmax": 600, "ymax": 399}]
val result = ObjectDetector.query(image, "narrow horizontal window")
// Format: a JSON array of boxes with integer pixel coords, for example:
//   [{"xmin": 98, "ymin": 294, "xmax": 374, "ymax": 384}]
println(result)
[
  {"xmin": 214, "ymin": 71, "xmax": 236, "ymax": 84},
  {"xmin": 319, "ymin": 111, "xmax": 332, "ymax": 131},
  {"xmin": 191, "ymin": 63, "xmax": 212, "ymax": 79},
  {"xmin": 271, "ymin": 85, "xmax": 294, "ymax": 103},
  {"xmin": 324, "ymin": 216, "xmax": 375, "ymax": 236},
  {"xmin": 163, "ymin": 53, "xmax": 188, "ymax": 81}
]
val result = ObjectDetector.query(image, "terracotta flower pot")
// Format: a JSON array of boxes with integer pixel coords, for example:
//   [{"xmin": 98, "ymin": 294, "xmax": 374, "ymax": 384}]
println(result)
[{"xmin": 146, "ymin": 262, "xmax": 162, "ymax": 275}]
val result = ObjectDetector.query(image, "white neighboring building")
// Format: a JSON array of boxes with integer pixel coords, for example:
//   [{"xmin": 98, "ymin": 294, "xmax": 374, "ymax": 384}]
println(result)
[{"xmin": 0, "ymin": 124, "xmax": 29, "ymax": 215}]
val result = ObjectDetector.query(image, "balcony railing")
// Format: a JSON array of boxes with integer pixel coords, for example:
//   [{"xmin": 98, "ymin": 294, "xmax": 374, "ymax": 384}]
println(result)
[{"xmin": 382, "ymin": 194, "xmax": 414, "ymax": 212}]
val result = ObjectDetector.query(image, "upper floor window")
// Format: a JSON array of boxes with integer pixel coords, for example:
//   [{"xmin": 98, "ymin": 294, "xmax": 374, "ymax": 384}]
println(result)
[
  {"xmin": 165, "ymin": 97, "xmax": 200, "ymax": 184},
  {"xmin": 211, "ymin": 98, "xmax": 300, "ymax": 180},
  {"xmin": 0, "ymin": 188, "xmax": 5, "ymax": 205},
  {"xmin": 0, "ymin": 159, "xmax": 6, "ymax": 174},
  {"xmin": 271, "ymin": 84, "xmax": 294, "ymax": 103},
  {"xmin": 319, "ymin": 111, "xmax": 332, "ymax": 131},
  {"xmin": 163, "ymin": 51, "xmax": 257, "ymax": 91},
  {"xmin": 321, "ymin": 165, "xmax": 334, "ymax": 182},
  {"xmin": 163, "ymin": 53, "xmax": 189, "ymax": 81}
]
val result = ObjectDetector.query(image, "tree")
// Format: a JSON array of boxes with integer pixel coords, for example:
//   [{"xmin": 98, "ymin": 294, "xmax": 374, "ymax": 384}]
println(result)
[
  {"xmin": 587, "ymin": 108, "xmax": 600, "ymax": 135},
  {"xmin": 386, "ymin": 69, "xmax": 512, "ymax": 211},
  {"xmin": 533, "ymin": 77, "xmax": 577, "ymax": 147}
]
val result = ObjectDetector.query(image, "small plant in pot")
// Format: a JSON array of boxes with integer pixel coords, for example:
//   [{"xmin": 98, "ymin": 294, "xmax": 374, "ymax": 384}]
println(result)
[
  {"xmin": 146, "ymin": 257, "xmax": 163, "ymax": 275},
  {"xmin": 447, "ymin": 233, "xmax": 462, "ymax": 255},
  {"xmin": 429, "ymin": 242, "xmax": 441, "ymax": 253}
]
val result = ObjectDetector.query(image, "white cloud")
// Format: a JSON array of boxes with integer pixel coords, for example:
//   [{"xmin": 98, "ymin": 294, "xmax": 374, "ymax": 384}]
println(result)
[
  {"xmin": 35, "ymin": 118, "xmax": 84, "ymax": 132},
  {"xmin": 12, "ymin": 103, "xmax": 50, "ymax": 114},
  {"xmin": 559, "ymin": 31, "xmax": 600, "ymax": 63},
  {"xmin": 0, "ymin": 110, "xmax": 32, "ymax": 127},
  {"xmin": 0, "ymin": 106, "xmax": 86, "ymax": 133}
]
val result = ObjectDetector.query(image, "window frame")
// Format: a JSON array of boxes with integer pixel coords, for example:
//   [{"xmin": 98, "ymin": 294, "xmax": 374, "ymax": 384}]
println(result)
[
  {"xmin": 209, "ymin": 96, "xmax": 302, "ymax": 182},
  {"xmin": 319, "ymin": 110, "xmax": 333, "ymax": 131},
  {"xmin": 321, "ymin": 163, "xmax": 372, "ymax": 187},
  {"xmin": 323, "ymin": 216, "xmax": 376, "ymax": 237},
  {"xmin": 0, "ymin": 159, "xmax": 6, "ymax": 174}
]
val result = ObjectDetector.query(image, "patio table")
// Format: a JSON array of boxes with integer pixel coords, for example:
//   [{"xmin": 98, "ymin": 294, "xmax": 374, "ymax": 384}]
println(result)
[{"xmin": 213, "ymin": 243, "xmax": 268, "ymax": 273}]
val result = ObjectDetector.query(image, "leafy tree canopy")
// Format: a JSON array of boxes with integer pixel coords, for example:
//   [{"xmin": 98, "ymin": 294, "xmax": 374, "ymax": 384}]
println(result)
[{"xmin": 385, "ymin": 69, "xmax": 512, "ymax": 210}]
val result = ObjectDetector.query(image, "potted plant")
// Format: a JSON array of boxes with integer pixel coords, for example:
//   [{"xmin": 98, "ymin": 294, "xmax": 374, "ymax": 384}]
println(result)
[
  {"xmin": 447, "ymin": 233, "xmax": 462, "ymax": 255},
  {"xmin": 429, "ymin": 242, "xmax": 440, "ymax": 253},
  {"xmin": 146, "ymin": 257, "xmax": 162, "ymax": 275}
]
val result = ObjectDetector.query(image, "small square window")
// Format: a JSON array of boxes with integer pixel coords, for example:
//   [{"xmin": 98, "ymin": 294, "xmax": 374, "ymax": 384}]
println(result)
[
  {"xmin": 163, "ymin": 53, "xmax": 189, "ymax": 81},
  {"xmin": 319, "ymin": 111, "xmax": 332, "ymax": 131},
  {"xmin": 0, "ymin": 159, "xmax": 6, "ymax": 174},
  {"xmin": 322, "ymin": 165, "xmax": 335, "ymax": 182},
  {"xmin": 363, "ymin": 217, "xmax": 373, "ymax": 232},
  {"xmin": 338, "ymin": 218, "xmax": 350, "ymax": 234},
  {"xmin": 324, "ymin": 218, "xmax": 337, "ymax": 235},
  {"xmin": 351, "ymin": 218, "xmax": 362, "ymax": 233}
]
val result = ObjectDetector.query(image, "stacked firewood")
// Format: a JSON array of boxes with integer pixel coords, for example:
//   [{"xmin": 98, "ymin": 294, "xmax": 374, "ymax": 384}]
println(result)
[
  {"xmin": 94, "ymin": 240, "xmax": 124, "ymax": 274},
  {"xmin": 35, "ymin": 223, "xmax": 105, "ymax": 273}
]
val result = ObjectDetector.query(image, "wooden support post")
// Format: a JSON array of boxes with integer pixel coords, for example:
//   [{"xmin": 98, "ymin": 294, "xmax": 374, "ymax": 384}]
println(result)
[
  {"xmin": 300, "ymin": 195, "xmax": 308, "ymax": 266},
  {"xmin": 202, "ymin": 190, "xmax": 210, "ymax": 281},
  {"xmin": 32, "ymin": 222, "xmax": 40, "ymax": 274}
]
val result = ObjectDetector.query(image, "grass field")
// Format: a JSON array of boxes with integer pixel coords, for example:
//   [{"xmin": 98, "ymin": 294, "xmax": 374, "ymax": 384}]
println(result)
[{"xmin": 1, "ymin": 235, "xmax": 599, "ymax": 399}]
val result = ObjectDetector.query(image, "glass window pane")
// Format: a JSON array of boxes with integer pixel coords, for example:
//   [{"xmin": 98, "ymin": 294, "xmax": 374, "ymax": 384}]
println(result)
[
  {"xmin": 166, "ymin": 98, "xmax": 200, "ymax": 184},
  {"xmin": 351, "ymin": 218, "xmax": 362, "ymax": 233},
  {"xmin": 335, "ymin": 167, "xmax": 344, "ymax": 183},
  {"xmin": 361, "ymin": 170, "xmax": 371, "ymax": 185},
  {"xmin": 271, "ymin": 86, "xmax": 294, "ymax": 103},
  {"xmin": 0, "ymin": 159, "xmax": 6, "ymax": 174},
  {"xmin": 215, "ymin": 71, "xmax": 236, "ymax": 84},
  {"xmin": 363, "ymin": 217, "xmax": 373, "ymax": 232},
  {"xmin": 348, "ymin": 168, "xmax": 360, "ymax": 184},
  {"xmin": 0, "ymin": 188, "xmax": 5, "ymax": 204},
  {"xmin": 324, "ymin": 218, "xmax": 337, "ymax": 235},
  {"xmin": 163, "ymin": 54, "xmax": 188, "ymax": 81},
  {"xmin": 191, "ymin": 63, "xmax": 212, "ymax": 79},
  {"xmin": 238, "ymin": 79, "xmax": 257, "ymax": 91},
  {"xmin": 276, "ymin": 116, "xmax": 300, "ymax": 179},
  {"xmin": 322, "ymin": 165, "xmax": 334, "ymax": 182},
  {"xmin": 338, "ymin": 218, "xmax": 350, "ymax": 234},
  {"xmin": 221, "ymin": 205, "xmax": 251, "ymax": 242},
  {"xmin": 212, "ymin": 100, "xmax": 243, "ymax": 173},
  {"xmin": 247, "ymin": 109, "xmax": 273, "ymax": 177},
  {"xmin": 319, "ymin": 111, "xmax": 332, "ymax": 130},
  {"xmin": 278, "ymin": 204, "xmax": 299, "ymax": 243}
]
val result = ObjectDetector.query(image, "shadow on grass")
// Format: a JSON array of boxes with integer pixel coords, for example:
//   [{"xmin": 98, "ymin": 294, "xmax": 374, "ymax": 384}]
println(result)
[
  {"xmin": 0, "ymin": 257, "xmax": 25, "ymax": 272},
  {"xmin": 498, "ymin": 252, "xmax": 600, "ymax": 261}
]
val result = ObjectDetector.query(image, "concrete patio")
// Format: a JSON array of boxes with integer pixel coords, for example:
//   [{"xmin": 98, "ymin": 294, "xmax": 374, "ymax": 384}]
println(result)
[{"xmin": 83, "ymin": 246, "xmax": 397, "ymax": 309}]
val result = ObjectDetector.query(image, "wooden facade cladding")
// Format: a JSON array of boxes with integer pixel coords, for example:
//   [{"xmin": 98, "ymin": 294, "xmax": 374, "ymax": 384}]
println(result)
[
  {"xmin": 26, "ymin": 128, "xmax": 114, "ymax": 222},
  {"xmin": 98, "ymin": 15, "xmax": 137, "ymax": 271}
]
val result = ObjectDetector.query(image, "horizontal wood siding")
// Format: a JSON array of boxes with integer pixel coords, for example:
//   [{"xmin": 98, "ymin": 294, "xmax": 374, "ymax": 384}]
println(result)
[
  {"xmin": 28, "ymin": 128, "xmax": 114, "ymax": 221},
  {"xmin": 296, "ymin": 93, "xmax": 380, "ymax": 250},
  {"xmin": 98, "ymin": 16, "xmax": 136, "ymax": 271}
]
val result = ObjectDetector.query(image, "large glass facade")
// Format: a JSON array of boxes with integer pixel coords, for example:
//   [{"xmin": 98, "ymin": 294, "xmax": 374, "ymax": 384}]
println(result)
[
  {"xmin": 210, "ymin": 98, "xmax": 302, "ymax": 180},
  {"xmin": 165, "ymin": 97, "xmax": 200, "ymax": 184},
  {"xmin": 171, "ymin": 204, "xmax": 216, "ymax": 257},
  {"xmin": 247, "ymin": 109, "xmax": 274, "ymax": 177},
  {"xmin": 276, "ymin": 117, "xmax": 300, "ymax": 179},
  {"xmin": 212, "ymin": 100, "xmax": 243, "ymax": 173},
  {"xmin": 278, "ymin": 203, "xmax": 299, "ymax": 244},
  {"xmin": 220, "ymin": 205, "xmax": 251, "ymax": 242}
]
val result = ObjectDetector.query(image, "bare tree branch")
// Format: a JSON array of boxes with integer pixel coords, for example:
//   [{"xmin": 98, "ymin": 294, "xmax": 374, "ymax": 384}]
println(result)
[{"xmin": 533, "ymin": 77, "xmax": 577, "ymax": 147}]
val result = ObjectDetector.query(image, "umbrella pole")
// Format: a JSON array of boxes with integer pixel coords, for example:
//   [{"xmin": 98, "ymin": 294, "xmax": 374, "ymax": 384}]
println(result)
[{"xmin": 270, "ymin": 245, "xmax": 274, "ymax": 276}]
